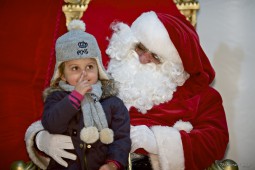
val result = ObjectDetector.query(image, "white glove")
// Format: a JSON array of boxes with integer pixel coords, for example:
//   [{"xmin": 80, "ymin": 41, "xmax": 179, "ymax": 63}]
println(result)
[
  {"xmin": 35, "ymin": 130, "xmax": 77, "ymax": 167},
  {"xmin": 130, "ymin": 125, "xmax": 158, "ymax": 154}
]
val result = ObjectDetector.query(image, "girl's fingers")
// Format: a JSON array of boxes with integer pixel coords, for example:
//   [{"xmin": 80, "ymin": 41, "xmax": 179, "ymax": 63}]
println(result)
[{"xmin": 78, "ymin": 71, "xmax": 85, "ymax": 83}]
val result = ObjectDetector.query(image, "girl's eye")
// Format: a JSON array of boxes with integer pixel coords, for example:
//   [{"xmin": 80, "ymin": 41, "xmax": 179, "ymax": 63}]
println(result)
[
  {"xmin": 86, "ymin": 65, "xmax": 94, "ymax": 70},
  {"xmin": 71, "ymin": 66, "xmax": 79, "ymax": 71}
]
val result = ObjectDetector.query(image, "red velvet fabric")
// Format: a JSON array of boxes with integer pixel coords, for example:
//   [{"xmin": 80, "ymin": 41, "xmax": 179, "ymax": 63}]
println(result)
[
  {"xmin": 0, "ymin": 0, "xmax": 182, "ymax": 169},
  {"xmin": 0, "ymin": 0, "xmax": 65, "ymax": 168}
]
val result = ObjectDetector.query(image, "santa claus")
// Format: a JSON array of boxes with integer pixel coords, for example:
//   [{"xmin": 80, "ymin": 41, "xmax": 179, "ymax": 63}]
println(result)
[{"xmin": 25, "ymin": 11, "xmax": 229, "ymax": 170}]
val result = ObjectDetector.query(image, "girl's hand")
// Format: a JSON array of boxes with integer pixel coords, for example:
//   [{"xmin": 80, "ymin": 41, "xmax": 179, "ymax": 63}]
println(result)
[
  {"xmin": 74, "ymin": 71, "xmax": 92, "ymax": 95},
  {"xmin": 99, "ymin": 162, "xmax": 118, "ymax": 170}
]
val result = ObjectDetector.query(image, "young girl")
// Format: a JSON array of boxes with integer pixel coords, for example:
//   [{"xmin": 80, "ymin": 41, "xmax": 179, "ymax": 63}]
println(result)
[{"xmin": 40, "ymin": 20, "xmax": 131, "ymax": 170}]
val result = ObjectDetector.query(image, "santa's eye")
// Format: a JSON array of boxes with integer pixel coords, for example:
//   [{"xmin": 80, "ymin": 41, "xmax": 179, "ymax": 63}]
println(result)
[
  {"xmin": 135, "ymin": 43, "xmax": 162, "ymax": 64},
  {"xmin": 151, "ymin": 53, "xmax": 161, "ymax": 63}
]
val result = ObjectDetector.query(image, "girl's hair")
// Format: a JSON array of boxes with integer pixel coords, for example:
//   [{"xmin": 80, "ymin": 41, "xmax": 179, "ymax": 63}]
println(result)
[{"xmin": 50, "ymin": 62, "xmax": 65, "ymax": 88}]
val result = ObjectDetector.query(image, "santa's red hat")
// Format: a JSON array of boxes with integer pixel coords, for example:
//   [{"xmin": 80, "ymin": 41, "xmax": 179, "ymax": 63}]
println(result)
[
  {"xmin": 131, "ymin": 11, "xmax": 182, "ymax": 66},
  {"xmin": 130, "ymin": 11, "xmax": 215, "ymax": 93}
]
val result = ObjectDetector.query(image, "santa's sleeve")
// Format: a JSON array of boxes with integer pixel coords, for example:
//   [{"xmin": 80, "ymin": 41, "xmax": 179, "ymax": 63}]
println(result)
[
  {"xmin": 150, "ymin": 88, "xmax": 229, "ymax": 170},
  {"xmin": 24, "ymin": 120, "xmax": 50, "ymax": 169}
]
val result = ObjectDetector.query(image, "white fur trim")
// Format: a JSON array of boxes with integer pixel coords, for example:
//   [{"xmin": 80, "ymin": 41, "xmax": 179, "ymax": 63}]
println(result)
[
  {"xmin": 131, "ymin": 11, "xmax": 182, "ymax": 65},
  {"xmin": 173, "ymin": 120, "xmax": 193, "ymax": 133},
  {"xmin": 150, "ymin": 126, "xmax": 184, "ymax": 170},
  {"xmin": 24, "ymin": 120, "xmax": 50, "ymax": 169}
]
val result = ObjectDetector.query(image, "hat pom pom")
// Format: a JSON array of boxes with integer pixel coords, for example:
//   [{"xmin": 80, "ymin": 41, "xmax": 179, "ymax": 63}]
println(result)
[
  {"xmin": 100, "ymin": 128, "xmax": 114, "ymax": 144},
  {"xmin": 67, "ymin": 19, "xmax": 86, "ymax": 32},
  {"xmin": 80, "ymin": 126, "xmax": 99, "ymax": 144}
]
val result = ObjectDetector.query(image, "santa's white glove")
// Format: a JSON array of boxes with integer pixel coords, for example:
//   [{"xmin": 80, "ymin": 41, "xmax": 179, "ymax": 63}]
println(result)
[
  {"xmin": 35, "ymin": 130, "xmax": 77, "ymax": 167},
  {"xmin": 130, "ymin": 125, "xmax": 158, "ymax": 154}
]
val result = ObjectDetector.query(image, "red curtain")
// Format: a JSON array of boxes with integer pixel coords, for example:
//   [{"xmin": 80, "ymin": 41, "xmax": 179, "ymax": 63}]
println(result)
[
  {"xmin": 0, "ymin": 0, "xmax": 181, "ymax": 169},
  {"xmin": 0, "ymin": 0, "xmax": 66, "ymax": 168}
]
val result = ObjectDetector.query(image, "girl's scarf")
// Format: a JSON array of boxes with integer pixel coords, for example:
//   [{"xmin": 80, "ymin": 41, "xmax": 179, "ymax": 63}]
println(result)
[{"xmin": 59, "ymin": 80, "xmax": 114, "ymax": 144}]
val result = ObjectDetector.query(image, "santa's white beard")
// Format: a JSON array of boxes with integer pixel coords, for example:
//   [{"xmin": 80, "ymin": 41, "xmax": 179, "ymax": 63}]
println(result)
[{"xmin": 107, "ymin": 51, "xmax": 178, "ymax": 114}]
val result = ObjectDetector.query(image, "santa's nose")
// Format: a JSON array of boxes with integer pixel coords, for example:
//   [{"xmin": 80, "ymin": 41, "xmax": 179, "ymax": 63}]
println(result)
[
  {"xmin": 139, "ymin": 53, "xmax": 150, "ymax": 64},
  {"xmin": 138, "ymin": 52, "xmax": 159, "ymax": 64}
]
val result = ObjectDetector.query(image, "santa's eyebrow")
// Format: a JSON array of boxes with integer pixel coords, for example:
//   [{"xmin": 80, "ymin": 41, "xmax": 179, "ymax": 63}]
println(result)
[{"xmin": 136, "ymin": 43, "xmax": 147, "ymax": 51}]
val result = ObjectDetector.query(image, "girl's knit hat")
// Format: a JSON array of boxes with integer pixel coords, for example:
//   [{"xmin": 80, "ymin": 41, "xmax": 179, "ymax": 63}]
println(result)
[{"xmin": 51, "ymin": 19, "xmax": 109, "ymax": 82}]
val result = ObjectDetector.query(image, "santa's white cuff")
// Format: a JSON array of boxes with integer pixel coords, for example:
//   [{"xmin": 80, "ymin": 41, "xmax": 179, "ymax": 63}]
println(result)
[
  {"xmin": 25, "ymin": 120, "xmax": 49, "ymax": 169},
  {"xmin": 150, "ymin": 126, "xmax": 185, "ymax": 170}
]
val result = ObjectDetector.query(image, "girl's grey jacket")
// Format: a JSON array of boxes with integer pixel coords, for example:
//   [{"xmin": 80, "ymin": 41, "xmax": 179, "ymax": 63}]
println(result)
[{"xmin": 41, "ymin": 90, "xmax": 131, "ymax": 170}]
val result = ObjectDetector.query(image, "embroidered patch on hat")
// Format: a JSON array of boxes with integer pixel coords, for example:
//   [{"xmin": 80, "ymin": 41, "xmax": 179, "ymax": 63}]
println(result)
[{"xmin": 77, "ymin": 41, "xmax": 88, "ymax": 55}]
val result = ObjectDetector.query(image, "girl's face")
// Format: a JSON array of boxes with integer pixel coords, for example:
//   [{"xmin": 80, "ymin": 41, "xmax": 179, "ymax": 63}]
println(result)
[{"xmin": 61, "ymin": 58, "xmax": 99, "ymax": 86}]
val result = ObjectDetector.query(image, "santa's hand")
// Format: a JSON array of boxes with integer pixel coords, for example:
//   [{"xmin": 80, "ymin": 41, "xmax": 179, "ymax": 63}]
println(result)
[
  {"xmin": 35, "ymin": 130, "xmax": 77, "ymax": 167},
  {"xmin": 130, "ymin": 125, "xmax": 158, "ymax": 154}
]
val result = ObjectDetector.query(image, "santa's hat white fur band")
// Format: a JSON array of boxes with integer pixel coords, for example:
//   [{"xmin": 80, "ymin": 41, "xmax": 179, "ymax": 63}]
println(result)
[{"xmin": 131, "ymin": 11, "xmax": 182, "ymax": 65}]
